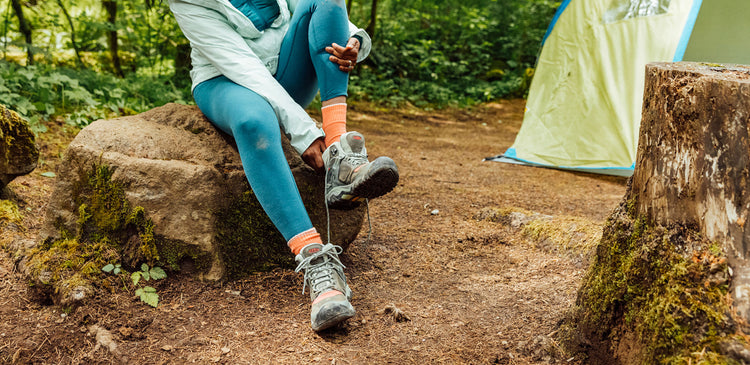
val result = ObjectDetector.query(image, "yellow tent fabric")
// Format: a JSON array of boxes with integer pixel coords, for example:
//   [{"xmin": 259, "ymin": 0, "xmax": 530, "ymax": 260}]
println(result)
[{"xmin": 490, "ymin": 0, "xmax": 728, "ymax": 176}]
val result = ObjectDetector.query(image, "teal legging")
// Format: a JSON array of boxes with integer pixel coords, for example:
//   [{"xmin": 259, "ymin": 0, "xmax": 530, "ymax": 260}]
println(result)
[{"xmin": 193, "ymin": 0, "xmax": 350, "ymax": 241}]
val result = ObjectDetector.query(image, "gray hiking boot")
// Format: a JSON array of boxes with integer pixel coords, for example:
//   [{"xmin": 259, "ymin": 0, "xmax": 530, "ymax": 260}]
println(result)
[
  {"xmin": 323, "ymin": 131, "xmax": 399, "ymax": 210},
  {"xmin": 295, "ymin": 243, "xmax": 355, "ymax": 331}
]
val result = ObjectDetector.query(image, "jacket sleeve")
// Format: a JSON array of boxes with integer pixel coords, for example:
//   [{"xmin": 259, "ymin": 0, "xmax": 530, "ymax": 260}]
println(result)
[
  {"xmin": 349, "ymin": 22, "xmax": 371, "ymax": 63},
  {"xmin": 171, "ymin": 1, "xmax": 323, "ymax": 155}
]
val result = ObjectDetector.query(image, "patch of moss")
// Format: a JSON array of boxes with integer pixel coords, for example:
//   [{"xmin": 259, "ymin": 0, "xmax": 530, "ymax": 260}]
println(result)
[
  {"xmin": 215, "ymin": 190, "xmax": 293, "ymax": 279},
  {"xmin": 157, "ymin": 238, "xmax": 212, "ymax": 273},
  {"xmin": 521, "ymin": 216, "xmax": 602, "ymax": 256},
  {"xmin": 0, "ymin": 199, "xmax": 22, "ymax": 224},
  {"xmin": 560, "ymin": 200, "xmax": 746, "ymax": 363},
  {"xmin": 26, "ymin": 237, "xmax": 119, "ymax": 299},
  {"xmin": 73, "ymin": 164, "xmax": 131, "ymax": 239}
]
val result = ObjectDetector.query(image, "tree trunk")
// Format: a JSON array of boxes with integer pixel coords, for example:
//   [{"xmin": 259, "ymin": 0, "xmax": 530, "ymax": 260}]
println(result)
[
  {"xmin": 560, "ymin": 62, "xmax": 750, "ymax": 364},
  {"xmin": 172, "ymin": 42, "xmax": 191, "ymax": 88},
  {"xmin": 10, "ymin": 0, "xmax": 32, "ymax": 65},
  {"xmin": 365, "ymin": 0, "xmax": 377, "ymax": 37},
  {"xmin": 346, "ymin": 0, "xmax": 353, "ymax": 16},
  {"xmin": 57, "ymin": 0, "xmax": 83, "ymax": 67},
  {"xmin": 103, "ymin": 0, "xmax": 123, "ymax": 77}
]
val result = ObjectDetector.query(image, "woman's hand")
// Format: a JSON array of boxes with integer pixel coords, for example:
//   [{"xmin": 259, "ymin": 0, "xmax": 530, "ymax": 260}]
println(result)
[
  {"xmin": 302, "ymin": 137, "xmax": 326, "ymax": 173},
  {"xmin": 325, "ymin": 37, "xmax": 360, "ymax": 73}
]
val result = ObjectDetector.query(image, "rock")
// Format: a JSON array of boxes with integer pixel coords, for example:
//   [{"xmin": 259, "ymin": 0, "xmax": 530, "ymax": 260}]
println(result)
[
  {"xmin": 0, "ymin": 104, "xmax": 39, "ymax": 190},
  {"xmin": 37, "ymin": 103, "xmax": 365, "ymax": 283}
]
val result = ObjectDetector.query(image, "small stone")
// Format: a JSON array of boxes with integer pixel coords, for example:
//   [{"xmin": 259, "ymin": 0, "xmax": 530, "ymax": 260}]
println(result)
[
  {"xmin": 161, "ymin": 345, "xmax": 173, "ymax": 351},
  {"xmin": 221, "ymin": 347, "xmax": 230, "ymax": 354},
  {"xmin": 431, "ymin": 209, "xmax": 439, "ymax": 215}
]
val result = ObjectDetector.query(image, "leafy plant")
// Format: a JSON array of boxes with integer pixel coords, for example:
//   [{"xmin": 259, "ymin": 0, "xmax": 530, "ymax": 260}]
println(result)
[
  {"xmin": 131, "ymin": 263, "xmax": 166, "ymax": 307},
  {"xmin": 101, "ymin": 263, "xmax": 121, "ymax": 275},
  {"xmin": 101, "ymin": 262, "xmax": 167, "ymax": 307},
  {"xmin": 0, "ymin": 59, "xmax": 191, "ymax": 130}
]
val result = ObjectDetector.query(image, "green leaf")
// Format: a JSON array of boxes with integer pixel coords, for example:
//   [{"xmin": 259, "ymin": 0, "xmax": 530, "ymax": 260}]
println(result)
[
  {"xmin": 142, "ymin": 271, "xmax": 151, "ymax": 281},
  {"xmin": 113, "ymin": 267, "xmax": 121, "ymax": 275},
  {"xmin": 140, "ymin": 263, "xmax": 149, "ymax": 272},
  {"xmin": 102, "ymin": 264, "xmax": 114, "ymax": 273},
  {"xmin": 131, "ymin": 271, "xmax": 141, "ymax": 286},
  {"xmin": 149, "ymin": 267, "xmax": 167, "ymax": 280},
  {"xmin": 40, "ymin": 172, "xmax": 56, "ymax": 178},
  {"xmin": 137, "ymin": 286, "xmax": 159, "ymax": 307}
]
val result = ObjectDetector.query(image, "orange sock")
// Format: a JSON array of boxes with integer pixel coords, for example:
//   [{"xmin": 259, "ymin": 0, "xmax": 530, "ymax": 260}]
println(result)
[
  {"xmin": 288, "ymin": 228, "xmax": 323, "ymax": 255},
  {"xmin": 321, "ymin": 103, "xmax": 347, "ymax": 147}
]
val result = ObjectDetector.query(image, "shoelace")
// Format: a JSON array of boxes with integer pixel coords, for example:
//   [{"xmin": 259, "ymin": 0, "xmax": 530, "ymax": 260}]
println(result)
[{"xmin": 294, "ymin": 243, "xmax": 346, "ymax": 296}]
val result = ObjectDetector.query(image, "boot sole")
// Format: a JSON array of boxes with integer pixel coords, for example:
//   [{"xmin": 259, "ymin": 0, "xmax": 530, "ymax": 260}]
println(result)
[
  {"xmin": 312, "ymin": 303, "xmax": 356, "ymax": 332},
  {"xmin": 326, "ymin": 157, "xmax": 399, "ymax": 210}
]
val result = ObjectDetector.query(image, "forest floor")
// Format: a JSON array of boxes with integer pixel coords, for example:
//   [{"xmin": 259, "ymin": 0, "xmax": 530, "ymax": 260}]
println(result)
[{"xmin": 0, "ymin": 99, "xmax": 627, "ymax": 364}]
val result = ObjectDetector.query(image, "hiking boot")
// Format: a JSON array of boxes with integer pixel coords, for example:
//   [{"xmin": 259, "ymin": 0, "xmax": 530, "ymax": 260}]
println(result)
[
  {"xmin": 295, "ymin": 243, "xmax": 355, "ymax": 331},
  {"xmin": 323, "ymin": 131, "xmax": 399, "ymax": 210}
]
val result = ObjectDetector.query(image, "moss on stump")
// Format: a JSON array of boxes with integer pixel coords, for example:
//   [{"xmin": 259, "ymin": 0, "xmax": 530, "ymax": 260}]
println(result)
[{"xmin": 559, "ymin": 199, "xmax": 745, "ymax": 364}]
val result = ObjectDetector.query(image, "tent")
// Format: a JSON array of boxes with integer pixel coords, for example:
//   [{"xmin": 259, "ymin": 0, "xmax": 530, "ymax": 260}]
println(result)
[{"xmin": 487, "ymin": 0, "xmax": 750, "ymax": 176}]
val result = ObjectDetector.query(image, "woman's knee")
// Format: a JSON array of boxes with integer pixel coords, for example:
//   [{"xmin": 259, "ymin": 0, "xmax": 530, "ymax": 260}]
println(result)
[{"xmin": 233, "ymin": 116, "xmax": 281, "ymax": 149}]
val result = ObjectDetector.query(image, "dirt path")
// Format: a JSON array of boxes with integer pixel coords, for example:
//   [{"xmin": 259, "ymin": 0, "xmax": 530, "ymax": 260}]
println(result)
[{"xmin": 0, "ymin": 100, "xmax": 627, "ymax": 364}]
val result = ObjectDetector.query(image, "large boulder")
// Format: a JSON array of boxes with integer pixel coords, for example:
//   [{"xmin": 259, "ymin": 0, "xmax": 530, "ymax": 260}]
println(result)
[
  {"xmin": 37, "ymin": 103, "xmax": 366, "ymax": 284},
  {"xmin": 0, "ymin": 104, "xmax": 39, "ymax": 191}
]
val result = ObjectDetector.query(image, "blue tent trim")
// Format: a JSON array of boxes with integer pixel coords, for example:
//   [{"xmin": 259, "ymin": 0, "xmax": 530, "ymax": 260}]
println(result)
[
  {"xmin": 541, "ymin": 0, "xmax": 573, "ymax": 46},
  {"xmin": 485, "ymin": 148, "xmax": 635, "ymax": 177},
  {"xmin": 673, "ymin": 0, "xmax": 703, "ymax": 61}
]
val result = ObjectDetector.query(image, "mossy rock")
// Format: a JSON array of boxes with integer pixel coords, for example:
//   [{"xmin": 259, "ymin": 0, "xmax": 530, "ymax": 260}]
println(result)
[
  {"xmin": 31, "ymin": 103, "xmax": 366, "ymax": 302},
  {"xmin": 0, "ymin": 104, "xmax": 39, "ymax": 190}
]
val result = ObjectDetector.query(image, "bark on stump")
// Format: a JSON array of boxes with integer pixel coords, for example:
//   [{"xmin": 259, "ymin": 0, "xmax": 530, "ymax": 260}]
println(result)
[
  {"xmin": 561, "ymin": 62, "xmax": 750, "ymax": 364},
  {"xmin": 26, "ymin": 103, "xmax": 366, "ymax": 305}
]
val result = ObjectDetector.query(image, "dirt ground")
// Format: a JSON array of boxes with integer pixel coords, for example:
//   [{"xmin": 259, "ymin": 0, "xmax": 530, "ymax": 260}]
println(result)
[{"xmin": 0, "ymin": 100, "xmax": 628, "ymax": 364}]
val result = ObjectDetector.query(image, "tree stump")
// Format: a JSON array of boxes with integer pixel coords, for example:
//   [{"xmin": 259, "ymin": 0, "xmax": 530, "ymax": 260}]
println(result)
[
  {"xmin": 561, "ymin": 62, "xmax": 750, "ymax": 363},
  {"xmin": 24, "ymin": 103, "xmax": 366, "ymax": 305}
]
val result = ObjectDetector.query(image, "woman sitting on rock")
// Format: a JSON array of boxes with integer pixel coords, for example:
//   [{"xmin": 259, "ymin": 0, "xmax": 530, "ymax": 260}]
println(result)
[{"xmin": 168, "ymin": 0, "xmax": 399, "ymax": 331}]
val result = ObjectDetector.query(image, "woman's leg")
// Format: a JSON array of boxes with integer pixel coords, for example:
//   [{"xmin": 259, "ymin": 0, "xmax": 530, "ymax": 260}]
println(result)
[
  {"xmin": 275, "ymin": 0, "xmax": 350, "ymax": 146},
  {"xmin": 193, "ymin": 75, "xmax": 314, "ymax": 242},
  {"xmin": 275, "ymin": 0, "xmax": 350, "ymax": 107},
  {"xmin": 275, "ymin": 0, "xmax": 399, "ymax": 210}
]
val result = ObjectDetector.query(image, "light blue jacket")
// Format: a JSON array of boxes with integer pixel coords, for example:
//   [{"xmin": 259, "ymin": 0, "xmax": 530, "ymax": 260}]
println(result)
[{"xmin": 169, "ymin": 0, "xmax": 372, "ymax": 154}]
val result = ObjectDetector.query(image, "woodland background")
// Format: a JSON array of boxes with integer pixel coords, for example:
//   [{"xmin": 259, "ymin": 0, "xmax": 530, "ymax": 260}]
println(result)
[{"xmin": 1, "ymin": 0, "xmax": 558, "ymax": 130}]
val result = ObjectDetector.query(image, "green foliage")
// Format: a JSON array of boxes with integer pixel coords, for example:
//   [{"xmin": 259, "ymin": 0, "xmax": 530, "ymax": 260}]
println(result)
[
  {"xmin": 0, "ymin": 60, "xmax": 191, "ymax": 131},
  {"xmin": 131, "ymin": 263, "xmax": 166, "ymax": 286},
  {"xmin": 135, "ymin": 286, "xmax": 159, "ymax": 307},
  {"xmin": 131, "ymin": 263, "xmax": 166, "ymax": 307},
  {"xmin": 2, "ymin": 0, "xmax": 557, "ymax": 117},
  {"xmin": 101, "ymin": 263, "xmax": 121, "ymax": 275},
  {"xmin": 102, "ymin": 262, "xmax": 166, "ymax": 307},
  {"xmin": 349, "ymin": 0, "xmax": 559, "ymax": 107}
]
